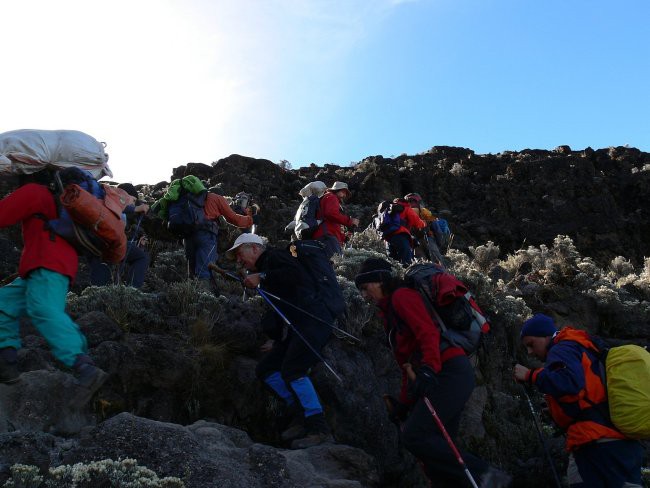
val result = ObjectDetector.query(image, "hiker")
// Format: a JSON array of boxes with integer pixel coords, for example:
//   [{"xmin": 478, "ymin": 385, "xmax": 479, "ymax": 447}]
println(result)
[
  {"xmin": 227, "ymin": 233, "xmax": 334, "ymax": 449},
  {"xmin": 88, "ymin": 183, "xmax": 150, "ymax": 288},
  {"xmin": 285, "ymin": 181, "xmax": 328, "ymax": 240},
  {"xmin": 381, "ymin": 198, "xmax": 426, "ymax": 265},
  {"xmin": 311, "ymin": 181, "xmax": 359, "ymax": 258},
  {"xmin": 514, "ymin": 314, "xmax": 644, "ymax": 488},
  {"xmin": 0, "ymin": 172, "xmax": 107, "ymax": 396},
  {"xmin": 404, "ymin": 193, "xmax": 445, "ymax": 265},
  {"xmin": 155, "ymin": 176, "xmax": 255, "ymax": 285},
  {"xmin": 355, "ymin": 258, "xmax": 511, "ymax": 487}
]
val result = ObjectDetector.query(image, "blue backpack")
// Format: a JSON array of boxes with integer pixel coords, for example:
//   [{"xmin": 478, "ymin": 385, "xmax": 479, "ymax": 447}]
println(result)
[
  {"xmin": 431, "ymin": 218, "xmax": 451, "ymax": 250},
  {"xmin": 376, "ymin": 202, "xmax": 406, "ymax": 240},
  {"xmin": 167, "ymin": 189, "xmax": 214, "ymax": 237}
]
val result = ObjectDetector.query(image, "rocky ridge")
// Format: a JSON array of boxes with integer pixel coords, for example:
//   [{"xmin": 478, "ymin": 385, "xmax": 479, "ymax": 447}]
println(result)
[{"xmin": 0, "ymin": 146, "xmax": 648, "ymax": 487}]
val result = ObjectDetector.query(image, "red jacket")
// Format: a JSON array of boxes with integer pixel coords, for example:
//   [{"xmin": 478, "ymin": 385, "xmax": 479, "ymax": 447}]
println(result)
[
  {"xmin": 0, "ymin": 184, "xmax": 78, "ymax": 281},
  {"xmin": 393, "ymin": 205, "xmax": 425, "ymax": 238},
  {"xmin": 379, "ymin": 288, "xmax": 465, "ymax": 404},
  {"xmin": 312, "ymin": 191, "xmax": 354, "ymax": 244}
]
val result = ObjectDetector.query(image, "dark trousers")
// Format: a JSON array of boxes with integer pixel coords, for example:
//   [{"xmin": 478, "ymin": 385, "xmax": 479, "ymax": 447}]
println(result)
[
  {"xmin": 569, "ymin": 439, "xmax": 643, "ymax": 487},
  {"xmin": 88, "ymin": 242, "xmax": 149, "ymax": 288},
  {"xmin": 317, "ymin": 235, "xmax": 342, "ymax": 259},
  {"xmin": 184, "ymin": 230, "xmax": 217, "ymax": 280},
  {"xmin": 388, "ymin": 233, "xmax": 413, "ymax": 265},
  {"xmin": 256, "ymin": 323, "xmax": 331, "ymax": 383},
  {"xmin": 401, "ymin": 355, "xmax": 490, "ymax": 484}
]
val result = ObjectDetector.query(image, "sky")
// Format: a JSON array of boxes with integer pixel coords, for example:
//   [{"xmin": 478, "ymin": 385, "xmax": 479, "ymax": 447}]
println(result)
[{"xmin": 1, "ymin": 0, "xmax": 649, "ymax": 184}]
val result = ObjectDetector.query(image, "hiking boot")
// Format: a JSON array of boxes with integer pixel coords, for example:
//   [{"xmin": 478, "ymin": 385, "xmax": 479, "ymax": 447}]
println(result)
[
  {"xmin": 69, "ymin": 355, "xmax": 108, "ymax": 408},
  {"xmin": 0, "ymin": 347, "xmax": 20, "ymax": 384},
  {"xmin": 281, "ymin": 415, "xmax": 306, "ymax": 442},
  {"xmin": 290, "ymin": 413, "xmax": 334, "ymax": 449},
  {"xmin": 480, "ymin": 466, "xmax": 512, "ymax": 488}
]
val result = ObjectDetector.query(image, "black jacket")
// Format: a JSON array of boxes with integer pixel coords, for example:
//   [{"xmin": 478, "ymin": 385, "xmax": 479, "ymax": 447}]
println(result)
[{"xmin": 255, "ymin": 247, "xmax": 324, "ymax": 340}]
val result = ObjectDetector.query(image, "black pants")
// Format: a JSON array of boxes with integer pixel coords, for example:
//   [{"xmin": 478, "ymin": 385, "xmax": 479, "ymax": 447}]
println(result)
[
  {"xmin": 256, "ymin": 322, "xmax": 331, "ymax": 383},
  {"xmin": 401, "ymin": 355, "xmax": 489, "ymax": 484}
]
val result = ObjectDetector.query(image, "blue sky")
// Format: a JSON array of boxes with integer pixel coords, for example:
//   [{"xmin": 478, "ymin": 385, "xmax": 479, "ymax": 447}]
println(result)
[{"xmin": 1, "ymin": 0, "xmax": 648, "ymax": 184}]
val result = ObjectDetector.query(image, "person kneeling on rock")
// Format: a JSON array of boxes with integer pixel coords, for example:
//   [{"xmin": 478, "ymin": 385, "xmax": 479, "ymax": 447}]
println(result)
[{"xmin": 226, "ymin": 233, "xmax": 334, "ymax": 449}]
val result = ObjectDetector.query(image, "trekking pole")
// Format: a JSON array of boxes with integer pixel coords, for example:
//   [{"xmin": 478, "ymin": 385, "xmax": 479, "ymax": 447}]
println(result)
[
  {"xmin": 256, "ymin": 287, "xmax": 343, "ymax": 384},
  {"xmin": 209, "ymin": 264, "xmax": 360, "ymax": 343},
  {"xmin": 253, "ymin": 289, "xmax": 360, "ymax": 343},
  {"xmin": 0, "ymin": 273, "xmax": 19, "ymax": 287},
  {"xmin": 118, "ymin": 214, "xmax": 146, "ymax": 286},
  {"xmin": 404, "ymin": 364, "xmax": 479, "ymax": 488},
  {"xmin": 520, "ymin": 384, "xmax": 562, "ymax": 488}
]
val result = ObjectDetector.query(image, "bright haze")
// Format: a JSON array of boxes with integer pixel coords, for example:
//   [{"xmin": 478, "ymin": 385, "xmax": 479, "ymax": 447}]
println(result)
[{"xmin": 2, "ymin": 0, "xmax": 648, "ymax": 184}]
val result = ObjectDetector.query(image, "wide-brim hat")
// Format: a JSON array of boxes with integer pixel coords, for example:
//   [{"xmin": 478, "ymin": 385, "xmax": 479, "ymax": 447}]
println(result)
[
  {"xmin": 329, "ymin": 181, "xmax": 351, "ymax": 196},
  {"xmin": 225, "ymin": 233, "xmax": 265, "ymax": 259}
]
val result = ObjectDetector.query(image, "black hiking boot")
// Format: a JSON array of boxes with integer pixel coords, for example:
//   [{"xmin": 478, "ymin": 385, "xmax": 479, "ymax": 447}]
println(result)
[
  {"xmin": 290, "ymin": 413, "xmax": 334, "ymax": 449},
  {"xmin": 281, "ymin": 417, "xmax": 306, "ymax": 442},
  {"xmin": 0, "ymin": 347, "xmax": 20, "ymax": 384},
  {"xmin": 69, "ymin": 354, "xmax": 108, "ymax": 408},
  {"xmin": 480, "ymin": 466, "xmax": 512, "ymax": 488}
]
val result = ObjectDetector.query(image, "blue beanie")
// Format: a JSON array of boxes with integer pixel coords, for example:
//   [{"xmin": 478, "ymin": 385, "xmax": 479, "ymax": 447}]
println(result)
[{"xmin": 520, "ymin": 313, "xmax": 557, "ymax": 338}]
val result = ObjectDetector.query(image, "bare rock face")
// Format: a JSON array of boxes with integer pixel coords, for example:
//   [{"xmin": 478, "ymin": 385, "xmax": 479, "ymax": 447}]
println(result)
[
  {"xmin": 0, "ymin": 370, "xmax": 96, "ymax": 435},
  {"xmin": 157, "ymin": 146, "xmax": 650, "ymax": 265},
  {"xmin": 59, "ymin": 413, "xmax": 379, "ymax": 488}
]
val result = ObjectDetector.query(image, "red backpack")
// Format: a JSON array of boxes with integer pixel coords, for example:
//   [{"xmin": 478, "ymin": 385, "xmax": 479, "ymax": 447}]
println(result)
[{"xmin": 403, "ymin": 263, "xmax": 490, "ymax": 354}]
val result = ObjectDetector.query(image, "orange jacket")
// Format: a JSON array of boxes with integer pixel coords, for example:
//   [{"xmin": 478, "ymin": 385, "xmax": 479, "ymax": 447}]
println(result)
[
  {"xmin": 528, "ymin": 327, "xmax": 625, "ymax": 451},
  {"xmin": 204, "ymin": 193, "xmax": 253, "ymax": 228}
]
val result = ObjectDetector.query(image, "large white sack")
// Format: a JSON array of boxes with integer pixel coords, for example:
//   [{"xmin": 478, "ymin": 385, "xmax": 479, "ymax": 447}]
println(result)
[{"xmin": 0, "ymin": 129, "xmax": 112, "ymax": 179}]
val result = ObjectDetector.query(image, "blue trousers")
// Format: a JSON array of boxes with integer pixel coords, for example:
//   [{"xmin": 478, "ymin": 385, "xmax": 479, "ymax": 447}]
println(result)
[
  {"xmin": 388, "ymin": 233, "xmax": 413, "ymax": 265},
  {"xmin": 88, "ymin": 242, "xmax": 149, "ymax": 288},
  {"xmin": 184, "ymin": 230, "xmax": 218, "ymax": 280},
  {"xmin": 568, "ymin": 439, "xmax": 643, "ymax": 487},
  {"xmin": 317, "ymin": 235, "xmax": 342, "ymax": 259},
  {"xmin": 0, "ymin": 268, "xmax": 87, "ymax": 367}
]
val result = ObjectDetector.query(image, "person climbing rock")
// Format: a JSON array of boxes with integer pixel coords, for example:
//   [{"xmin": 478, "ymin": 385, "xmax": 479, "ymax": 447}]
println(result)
[
  {"xmin": 514, "ymin": 313, "xmax": 644, "ymax": 488},
  {"xmin": 355, "ymin": 258, "xmax": 511, "ymax": 487},
  {"xmin": 227, "ymin": 233, "xmax": 334, "ymax": 449},
  {"xmin": 311, "ymin": 181, "xmax": 359, "ymax": 258},
  {"xmin": 0, "ymin": 172, "xmax": 107, "ymax": 401}
]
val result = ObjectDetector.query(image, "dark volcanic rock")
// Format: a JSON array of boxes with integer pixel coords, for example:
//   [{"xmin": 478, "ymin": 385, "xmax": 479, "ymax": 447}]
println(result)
[{"xmin": 60, "ymin": 413, "xmax": 379, "ymax": 488}]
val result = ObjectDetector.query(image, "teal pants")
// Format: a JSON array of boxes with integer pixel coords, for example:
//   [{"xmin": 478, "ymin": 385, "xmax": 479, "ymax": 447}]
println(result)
[{"xmin": 0, "ymin": 268, "xmax": 87, "ymax": 367}]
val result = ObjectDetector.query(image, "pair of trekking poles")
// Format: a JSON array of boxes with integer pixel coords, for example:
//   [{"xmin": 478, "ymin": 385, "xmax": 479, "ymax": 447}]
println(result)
[
  {"xmin": 213, "ymin": 264, "xmax": 484, "ymax": 486},
  {"xmin": 208, "ymin": 264, "xmax": 360, "ymax": 384}
]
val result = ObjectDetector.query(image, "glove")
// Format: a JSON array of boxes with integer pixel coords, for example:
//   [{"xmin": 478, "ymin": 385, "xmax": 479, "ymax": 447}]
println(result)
[
  {"xmin": 383, "ymin": 395, "xmax": 409, "ymax": 424},
  {"xmin": 252, "ymin": 214, "xmax": 260, "ymax": 225},
  {"xmin": 409, "ymin": 365, "xmax": 438, "ymax": 399}
]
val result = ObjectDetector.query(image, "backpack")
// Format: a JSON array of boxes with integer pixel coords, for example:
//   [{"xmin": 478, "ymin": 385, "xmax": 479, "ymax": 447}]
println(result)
[
  {"xmin": 431, "ymin": 218, "xmax": 452, "ymax": 251},
  {"xmin": 591, "ymin": 342, "xmax": 650, "ymax": 439},
  {"xmin": 288, "ymin": 239, "xmax": 346, "ymax": 318},
  {"xmin": 402, "ymin": 263, "xmax": 490, "ymax": 354},
  {"xmin": 376, "ymin": 202, "xmax": 406, "ymax": 240},
  {"xmin": 293, "ymin": 194, "xmax": 322, "ymax": 240},
  {"xmin": 231, "ymin": 191, "xmax": 253, "ymax": 215},
  {"xmin": 167, "ymin": 188, "xmax": 211, "ymax": 237},
  {"xmin": 44, "ymin": 167, "xmax": 130, "ymax": 263}
]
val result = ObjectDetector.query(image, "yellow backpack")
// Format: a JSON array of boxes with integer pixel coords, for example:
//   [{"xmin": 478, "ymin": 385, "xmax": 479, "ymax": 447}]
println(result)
[{"xmin": 604, "ymin": 344, "xmax": 650, "ymax": 439}]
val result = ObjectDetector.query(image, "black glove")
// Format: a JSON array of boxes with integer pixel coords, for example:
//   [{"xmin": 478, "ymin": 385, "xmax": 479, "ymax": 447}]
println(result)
[
  {"xmin": 383, "ymin": 395, "xmax": 409, "ymax": 424},
  {"xmin": 252, "ymin": 214, "xmax": 261, "ymax": 225},
  {"xmin": 409, "ymin": 365, "xmax": 438, "ymax": 399}
]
